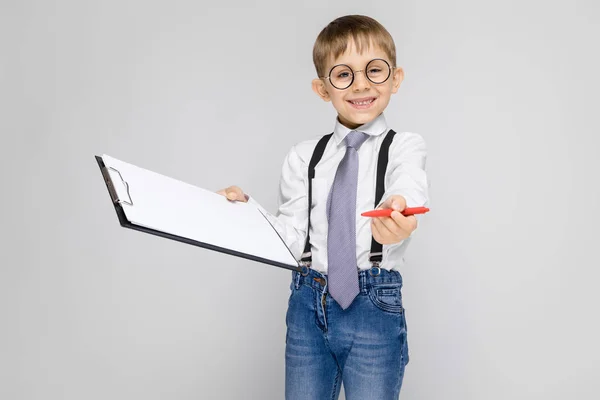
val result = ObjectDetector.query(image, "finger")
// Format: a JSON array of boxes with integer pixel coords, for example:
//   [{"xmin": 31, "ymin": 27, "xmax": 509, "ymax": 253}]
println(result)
[
  {"xmin": 406, "ymin": 215, "xmax": 418, "ymax": 232},
  {"xmin": 372, "ymin": 216, "xmax": 396, "ymax": 238},
  {"xmin": 391, "ymin": 196, "xmax": 407, "ymax": 211},
  {"xmin": 390, "ymin": 212, "xmax": 417, "ymax": 233},
  {"xmin": 225, "ymin": 190, "xmax": 237, "ymax": 200},
  {"xmin": 225, "ymin": 186, "xmax": 244, "ymax": 201},
  {"xmin": 376, "ymin": 211, "xmax": 416, "ymax": 240},
  {"xmin": 372, "ymin": 218, "xmax": 397, "ymax": 245},
  {"xmin": 371, "ymin": 218, "xmax": 387, "ymax": 244},
  {"xmin": 388, "ymin": 211, "xmax": 407, "ymax": 230},
  {"xmin": 379, "ymin": 195, "xmax": 406, "ymax": 211},
  {"xmin": 377, "ymin": 196, "xmax": 392, "ymax": 209}
]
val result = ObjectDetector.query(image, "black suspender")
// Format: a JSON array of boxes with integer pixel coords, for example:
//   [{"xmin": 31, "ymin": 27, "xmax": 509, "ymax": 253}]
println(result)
[
  {"xmin": 369, "ymin": 129, "xmax": 397, "ymax": 265},
  {"xmin": 300, "ymin": 129, "xmax": 397, "ymax": 267},
  {"xmin": 300, "ymin": 133, "xmax": 333, "ymax": 265}
]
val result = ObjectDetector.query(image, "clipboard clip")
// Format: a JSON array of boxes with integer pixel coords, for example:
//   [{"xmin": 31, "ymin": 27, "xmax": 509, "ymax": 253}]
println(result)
[{"xmin": 102, "ymin": 166, "xmax": 134, "ymax": 206}]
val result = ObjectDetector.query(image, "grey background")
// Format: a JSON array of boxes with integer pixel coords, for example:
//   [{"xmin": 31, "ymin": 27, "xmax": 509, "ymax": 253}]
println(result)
[{"xmin": 1, "ymin": 0, "xmax": 599, "ymax": 399}]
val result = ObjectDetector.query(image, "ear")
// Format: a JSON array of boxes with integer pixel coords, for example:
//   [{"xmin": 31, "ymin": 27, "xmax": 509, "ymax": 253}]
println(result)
[
  {"xmin": 391, "ymin": 67, "xmax": 404, "ymax": 94},
  {"xmin": 312, "ymin": 78, "xmax": 331, "ymax": 102}
]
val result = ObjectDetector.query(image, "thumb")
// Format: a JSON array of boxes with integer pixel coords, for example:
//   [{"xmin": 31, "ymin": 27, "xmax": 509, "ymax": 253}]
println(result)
[
  {"xmin": 379, "ymin": 195, "xmax": 406, "ymax": 211},
  {"xmin": 226, "ymin": 186, "xmax": 246, "ymax": 202}
]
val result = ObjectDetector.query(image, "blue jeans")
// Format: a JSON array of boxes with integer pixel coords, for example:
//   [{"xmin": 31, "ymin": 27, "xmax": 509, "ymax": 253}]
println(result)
[{"xmin": 285, "ymin": 267, "xmax": 409, "ymax": 400}]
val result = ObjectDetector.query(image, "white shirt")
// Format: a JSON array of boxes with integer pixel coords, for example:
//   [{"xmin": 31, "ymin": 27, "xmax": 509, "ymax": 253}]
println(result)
[{"xmin": 249, "ymin": 113, "xmax": 429, "ymax": 273}]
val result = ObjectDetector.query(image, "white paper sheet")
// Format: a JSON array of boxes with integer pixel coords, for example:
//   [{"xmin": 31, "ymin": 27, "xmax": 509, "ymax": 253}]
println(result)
[{"xmin": 101, "ymin": 154, "xmax": 299, "ymax": 269}]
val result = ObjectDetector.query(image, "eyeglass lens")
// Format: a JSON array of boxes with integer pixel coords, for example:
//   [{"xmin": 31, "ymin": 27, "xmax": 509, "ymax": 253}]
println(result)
[{"xmin": 329, "ymin": 59, "xmax": 391, "ymax": 90}]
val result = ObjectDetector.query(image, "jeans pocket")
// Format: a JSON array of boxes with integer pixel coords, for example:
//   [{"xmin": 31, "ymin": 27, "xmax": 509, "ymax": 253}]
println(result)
[{"xmin": 368, "ymin": 284, "xmax": 403, "ymax": 314}]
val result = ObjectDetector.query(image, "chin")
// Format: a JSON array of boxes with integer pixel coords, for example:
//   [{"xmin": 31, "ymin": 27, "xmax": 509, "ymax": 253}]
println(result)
[{"xmin": 343, "ymin": 111, "xmax": 379, "ymax": 127}]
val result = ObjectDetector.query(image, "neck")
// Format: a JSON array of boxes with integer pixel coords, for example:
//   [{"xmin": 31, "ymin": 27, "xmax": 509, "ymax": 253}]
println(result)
[{"xmin": 337, "ymin": 113, "xmax": 382, "ymax": 130}]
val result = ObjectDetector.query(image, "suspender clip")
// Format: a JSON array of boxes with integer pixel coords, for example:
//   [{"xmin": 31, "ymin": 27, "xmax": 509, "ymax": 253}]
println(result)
[{"xmin": 299, "ymin": 260, "xmax": 311, "ymax": 276}]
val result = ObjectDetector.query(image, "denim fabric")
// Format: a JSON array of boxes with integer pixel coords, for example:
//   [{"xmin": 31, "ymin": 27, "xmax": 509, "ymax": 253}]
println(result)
[{"xmin": 285, "ymin": 267, "xmax": 409, "ymax": 400}]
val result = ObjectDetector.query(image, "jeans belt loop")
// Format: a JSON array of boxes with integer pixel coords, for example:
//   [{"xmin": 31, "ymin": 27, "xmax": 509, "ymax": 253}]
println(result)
[{"xmin": 299, "ymin": 260, "xmax": 311, "ymax": 277}]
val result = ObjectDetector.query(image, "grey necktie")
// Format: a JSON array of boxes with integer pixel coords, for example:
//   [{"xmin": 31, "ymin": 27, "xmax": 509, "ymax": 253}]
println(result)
[{"xmin": 326, "ymin": 130, "xmax": 369, "ymax": 310}]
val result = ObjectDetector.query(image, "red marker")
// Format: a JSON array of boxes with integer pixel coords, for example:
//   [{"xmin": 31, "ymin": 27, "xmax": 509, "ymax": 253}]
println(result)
[{"xmin": 361, "ymin": 207, "xmax": 430, "ymax": 217}]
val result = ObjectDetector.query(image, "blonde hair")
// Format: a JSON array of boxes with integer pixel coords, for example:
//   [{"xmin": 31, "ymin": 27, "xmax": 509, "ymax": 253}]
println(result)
[{"xmin": 313, "ymin": 15, "xmax": 397, "ymax": 78}]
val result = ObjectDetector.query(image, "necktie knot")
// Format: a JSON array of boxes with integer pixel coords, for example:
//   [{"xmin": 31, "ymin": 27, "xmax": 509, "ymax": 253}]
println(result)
[{"xmin": 345, "ymin": 131, "xmax": 369, "ymax": 150}]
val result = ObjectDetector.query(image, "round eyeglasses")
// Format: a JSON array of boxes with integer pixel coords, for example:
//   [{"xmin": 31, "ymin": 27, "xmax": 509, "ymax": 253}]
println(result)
[{"xmin": 322, "ymin": 58, "xmax": 393, "ymax": 90}]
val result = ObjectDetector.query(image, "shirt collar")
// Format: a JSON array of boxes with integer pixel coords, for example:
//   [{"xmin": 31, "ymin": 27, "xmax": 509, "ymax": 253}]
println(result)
[{"xmin": 332, "ymin": 113, "xmax": 389, "ymax": 147}]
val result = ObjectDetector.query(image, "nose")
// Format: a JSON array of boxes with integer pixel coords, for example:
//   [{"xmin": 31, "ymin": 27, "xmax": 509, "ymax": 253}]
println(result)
[{"xmin": 352, "ymin": 70, "xmax": 371, "ymax": 91}]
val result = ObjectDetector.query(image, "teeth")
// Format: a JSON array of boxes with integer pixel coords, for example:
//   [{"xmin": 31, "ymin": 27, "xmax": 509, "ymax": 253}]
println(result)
[{"xmin": 351, "ymin": 99, "xmax": 374, "ymax": 105}]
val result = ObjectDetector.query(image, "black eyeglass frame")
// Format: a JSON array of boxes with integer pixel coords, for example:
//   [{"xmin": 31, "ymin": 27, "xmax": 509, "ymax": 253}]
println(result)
[{"xmin": 321, "ymin": 58, "xmax": 395, "ymax": 90}]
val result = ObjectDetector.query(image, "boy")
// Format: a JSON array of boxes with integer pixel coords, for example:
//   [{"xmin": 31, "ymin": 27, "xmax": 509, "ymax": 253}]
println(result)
[{"xmin": 218, "ymin": 15, "xmax": 429, "ymax": 399}]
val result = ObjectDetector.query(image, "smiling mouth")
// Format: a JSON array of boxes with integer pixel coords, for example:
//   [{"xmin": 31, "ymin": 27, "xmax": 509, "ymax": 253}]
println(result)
[{"xmin": 347, "ymin": 97, "xmax": 377, "ymax": 108}]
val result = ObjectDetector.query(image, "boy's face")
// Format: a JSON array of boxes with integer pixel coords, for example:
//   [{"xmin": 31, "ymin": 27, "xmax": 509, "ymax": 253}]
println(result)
[{"xmin": 312, "ymin": 39, "xmax": 404, "ymax": 130}]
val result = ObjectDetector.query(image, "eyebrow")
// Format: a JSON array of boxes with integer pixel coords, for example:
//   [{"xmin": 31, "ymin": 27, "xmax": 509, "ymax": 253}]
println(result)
[{"xmin": 328, "ymin": 58, "xmax": 390, "ymax": 69}]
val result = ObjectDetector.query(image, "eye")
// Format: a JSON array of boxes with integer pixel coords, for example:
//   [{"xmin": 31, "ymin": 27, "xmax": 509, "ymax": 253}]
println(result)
[{"xmin": 337, "ymin": 71, "xmax": 351, "ymax": 79}]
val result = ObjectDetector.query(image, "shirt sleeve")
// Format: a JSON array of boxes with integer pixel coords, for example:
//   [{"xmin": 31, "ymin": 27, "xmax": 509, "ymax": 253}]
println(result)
[
  {"xmin": 377, "ymin": 132, "xmax": 430, "ymax": 254},
  {"xmin": 246, "ymin": 145, "xmax": 308, "ymax": 260},
  {"xmin": 378, "ymin": 132, "xmax": 430, "ymax": 209}
]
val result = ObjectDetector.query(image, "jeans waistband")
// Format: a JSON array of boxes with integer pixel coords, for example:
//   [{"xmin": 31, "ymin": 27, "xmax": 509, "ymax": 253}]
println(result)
[{"xmin": 292, "ymin": 266, "xmax": 403, "ymax": 294}]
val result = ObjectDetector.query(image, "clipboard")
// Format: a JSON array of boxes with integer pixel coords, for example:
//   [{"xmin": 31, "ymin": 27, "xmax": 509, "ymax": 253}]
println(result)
[{"xmin": 95, "ymin": 154, "xmax": 302, "ymax": 272}]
